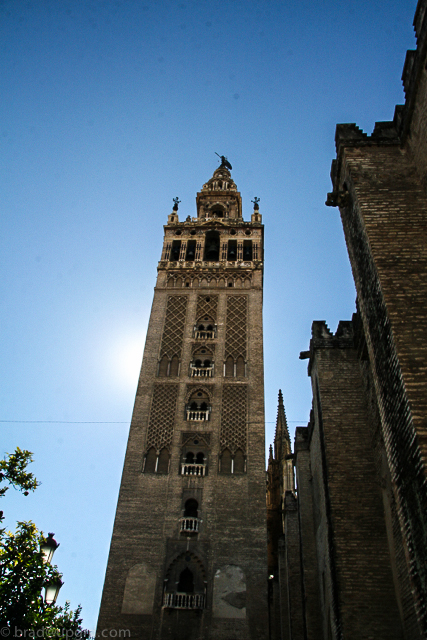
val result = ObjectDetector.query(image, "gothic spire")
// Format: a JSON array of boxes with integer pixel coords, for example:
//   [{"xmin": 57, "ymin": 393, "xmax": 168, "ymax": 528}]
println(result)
[{"xmin": 274, "ymin": 389, "xmax": 291, "ymax": 460}]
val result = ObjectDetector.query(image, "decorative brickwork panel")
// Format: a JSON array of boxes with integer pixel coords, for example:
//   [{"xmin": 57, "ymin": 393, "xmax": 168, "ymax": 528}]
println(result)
[
  {"xmin": 146, "ymin": 384, "xmax": 178, "ymax": 451},
  {"xmin": 220, "ymin": 385, "xmax": 247, "ymax": 453},
  {"xmin": 196, "ymin": 294, "xmax": 218, "ymax": 321},
  {"xmin": 225, "ymin": 296, "xmax": 247, "ymax": 360},
  {"xmin": 160, "ymin": 296, "xmax": 188, "ymax": 359}
]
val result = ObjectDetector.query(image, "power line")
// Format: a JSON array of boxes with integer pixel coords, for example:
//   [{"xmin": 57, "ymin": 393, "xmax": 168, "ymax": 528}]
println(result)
[
  {"xmin": 1, "ymin": 419, "xmax": 305, "ymax": 424},
  {"xmin": 0, "ymin": 420, "xmax": 129, "ymax": 424}
]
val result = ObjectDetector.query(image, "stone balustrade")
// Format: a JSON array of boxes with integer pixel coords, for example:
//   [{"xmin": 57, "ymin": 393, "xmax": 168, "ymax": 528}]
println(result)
[
  {"xmin": 163, "ymin": 593, "xmax": 205, "ymax": 610},
  {"xmin": 180, "ymin": 516, "xmax": 200, "ymax": 533},
  {"xmin": 181, "ymin": 463, "xmax": 206, "ymax": 476},
  {"xmin": 186, "ymin": 410, "xmax": 210, "ymax": 421}
]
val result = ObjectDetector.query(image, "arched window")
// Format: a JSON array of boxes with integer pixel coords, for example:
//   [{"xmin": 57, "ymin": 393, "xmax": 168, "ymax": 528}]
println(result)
[
  {"xmin": 234, "ymin": 449, "xmax": 245, "ymax": 474},
  {"xmin": 186, "ymin": 452, "xmax": 195, "ymax": 463},
  {"xmin": 144, "ymin": 448, "xmax": 157, "ymax": 473},
  {"xmin": 158, "ymin": 355, "xmax": 169, "ymax": 377},
  {"xmin": 178, "ymin": 568, "xmax": 194, "ymax": 593},
  {"xmin": 157, "ymin": 449, "xmax": 170, "ymax": 474},
  {"xmin": 236, "ymin": 356, "xmax": 245, "ymax": 377},
  {"xmin": 186, "ymin": 390, "xmax": 210, "ymax": 421},
  {"xmin": 221, "ymin": 449, "xmax": 232, "ymax": 474},
  {"xmin": 170, "ymin": 355, "xmax": 179, "ymax": 377},
  {"xmin": 225, "ymin": 356, "xmax": 234, "ymax": 377},
  {"xmin": 196, "ymin": 452, "xmax": 204, "ymax": 464}
]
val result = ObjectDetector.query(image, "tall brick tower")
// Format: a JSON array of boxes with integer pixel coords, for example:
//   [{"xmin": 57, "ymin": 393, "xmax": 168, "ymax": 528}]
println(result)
[{"xmin": 96, "ymin": 159, "xmax": 268, "ymax": 640}]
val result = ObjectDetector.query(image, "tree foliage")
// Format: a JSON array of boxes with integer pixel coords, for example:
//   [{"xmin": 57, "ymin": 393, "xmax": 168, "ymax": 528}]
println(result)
[{"xmin": 0, "ymin": 449, "xmax": 89, "ymax": 637}]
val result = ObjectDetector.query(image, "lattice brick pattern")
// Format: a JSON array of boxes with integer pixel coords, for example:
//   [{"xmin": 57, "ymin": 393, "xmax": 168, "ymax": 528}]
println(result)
[
  {"xmin": 196, "ymin": 294, "xmax": 218, "ymax": 322},
  {"xmin": 160, "ymin": 296, "xmax": 188, "ymax": 358},
  {"xmin": 225, "ymin": 296, "xmax": 247, "ymax": 359},
  {"xmin": 146, "ymin": 384, "xmax": 179, "ymax": 451},
  {"xmin": 220, "ymin": 385, "xmax": 247, "ymax": 453}
]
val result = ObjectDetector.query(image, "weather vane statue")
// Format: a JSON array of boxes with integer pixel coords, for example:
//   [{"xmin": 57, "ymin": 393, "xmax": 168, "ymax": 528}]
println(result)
[
  {"xmin": 251, "ymin": 196, "xmax": 260, "ymax": 211},
  {"xmin": 215, "ymin": 152, "xmax": 232, "ymax": 171},
  {"xmin": 172, "ymin": 197, "xmax": 181, "ymax": 211}
]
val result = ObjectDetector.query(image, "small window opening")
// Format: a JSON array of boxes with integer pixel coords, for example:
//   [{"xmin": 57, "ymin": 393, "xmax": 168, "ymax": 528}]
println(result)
[
  {"xmin": 204, "ymin": 230, "xmax": 220, "ymax": 261},
  {"xmin": 170, "ymin": 240, "xmax": 181, "ymax": 261},
  {"xmin": 243, "ymin": 240, "xmax": 252, "ymax": 261},
  {"xmin": 228, "ymin": 240, "xmax": 237, "ymax": 261},
  {"xmin": 186, "ymin": 240, "xmax": 196, "ymax": 261}
]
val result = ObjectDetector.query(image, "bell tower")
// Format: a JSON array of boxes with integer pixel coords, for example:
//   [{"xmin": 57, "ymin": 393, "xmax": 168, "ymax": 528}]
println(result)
[{"xmin": 96, "ymin": 159, "xmax": 268, "ymax": 640}]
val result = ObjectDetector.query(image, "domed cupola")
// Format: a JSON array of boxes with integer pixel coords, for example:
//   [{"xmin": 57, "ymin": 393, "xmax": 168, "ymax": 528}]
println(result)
[{"xmin": 201, "ymin": 166, "xmax": 238, "ymax": 193}]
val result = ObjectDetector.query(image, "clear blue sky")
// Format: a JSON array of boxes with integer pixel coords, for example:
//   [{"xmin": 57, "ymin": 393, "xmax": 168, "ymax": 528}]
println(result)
[{"xmin": 1, "ymin": 0, "xmax": 418, "ymax": 632}]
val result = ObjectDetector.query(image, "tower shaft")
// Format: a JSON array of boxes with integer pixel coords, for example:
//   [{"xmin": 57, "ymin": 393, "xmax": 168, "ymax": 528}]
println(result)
[{"xmin": 97, "ymin": 164, "xmax": 268, "ymax": 640}]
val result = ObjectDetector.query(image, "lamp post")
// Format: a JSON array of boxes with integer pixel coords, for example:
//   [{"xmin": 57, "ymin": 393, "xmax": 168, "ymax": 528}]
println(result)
[
  {"xmin": 40, "ymin": 532, "xmax": 59, "ymax": 564},
  {"xmin": 40, "ymin": 533, "xmax": 63, "ymax": 606},
  {"xmin": 44, "ymin": 577, "xmax": 63, "ymax": 605}
]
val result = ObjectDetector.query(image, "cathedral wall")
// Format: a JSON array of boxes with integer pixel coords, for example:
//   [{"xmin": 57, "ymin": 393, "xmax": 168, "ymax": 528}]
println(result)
[
  {"xmin": 294, "ymin": 428, "xmax": 323, "ymax": 640},
  {"xmin": 309, "ymin": 341, "xmax": 403, "ymax": 640},
  {"xmin": 335, "ymin": 142, "xmax": 427, "ymax": 636}
]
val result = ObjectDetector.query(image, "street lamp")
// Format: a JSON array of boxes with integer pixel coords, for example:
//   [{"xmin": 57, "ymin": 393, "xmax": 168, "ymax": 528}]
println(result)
[
  {"xmin": 44, "ymin": 577, "xmax": 63, "ymax": 605},
  {"xmin": 40, "ymin": 532, "xmax": 59, "ymax": 564}
]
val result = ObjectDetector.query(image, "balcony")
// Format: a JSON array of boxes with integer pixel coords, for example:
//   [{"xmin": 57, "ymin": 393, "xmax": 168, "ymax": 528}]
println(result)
[
  {"xmin": 186, "ymin": 410, "xmax": 210, "ymax": 421},
  {"xmin": 194, "ymin": 330, "xmax": 215, "ymax": 340},
  {"xmin": 181, "ymin": 462, "xmax": 206, "ymax": 476},
  {"xmin": 180, "ymin": 516, "xmax": 201, "ymax": 533},
  {"xmin": 163, "ymin": 592, "xmax": 205, "ymax": 610},
  {"xmin": 189, "ymin": 365, "xmax": 214, "ymax": 378}
]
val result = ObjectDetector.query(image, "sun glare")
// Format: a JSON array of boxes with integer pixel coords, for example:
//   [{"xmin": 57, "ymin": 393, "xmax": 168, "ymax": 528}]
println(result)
[{"xmin": 110, "ymin": 334, "xmax": 146, "ymax": 390}]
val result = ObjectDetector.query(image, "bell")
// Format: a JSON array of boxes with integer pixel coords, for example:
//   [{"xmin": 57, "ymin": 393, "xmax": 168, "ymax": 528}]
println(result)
[{"xmin": 205, "ymin": 241, "xmax": 219, "ymax": 260}]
